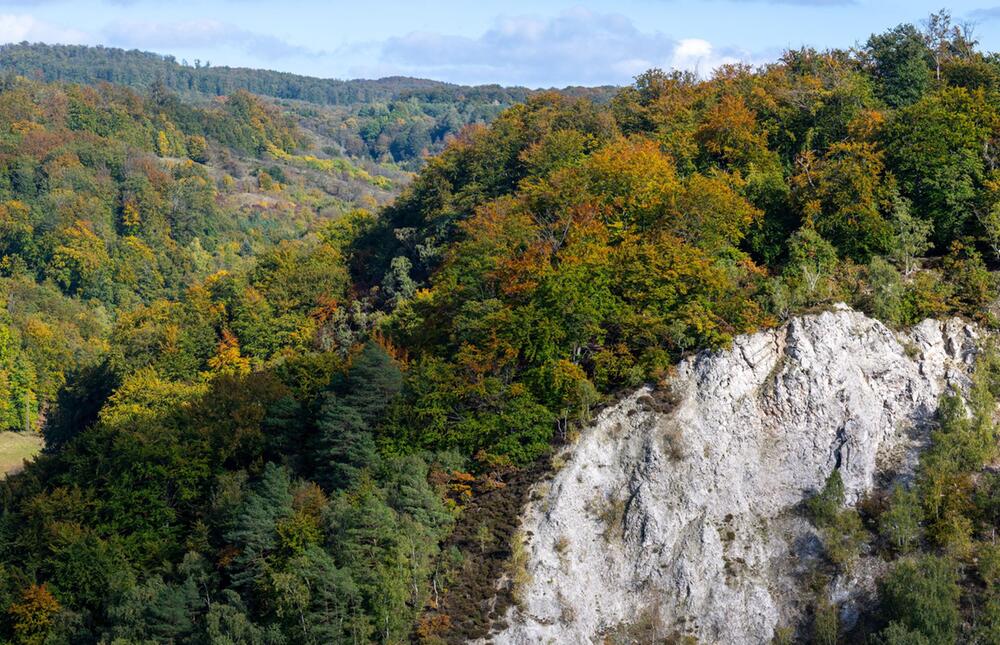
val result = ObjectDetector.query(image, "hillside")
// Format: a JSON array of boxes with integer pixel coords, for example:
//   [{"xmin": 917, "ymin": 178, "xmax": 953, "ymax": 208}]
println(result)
[
  {"xmin": 0, "ymin": 74, "xmax": 404, "ymax": 444},
  {"xmin": 2, "ymin": 10, "xmax": 1000, "ymax": 645},
  {"xmin": 0, "ymin": 43, "xmax": 618, "ymax": 168}
]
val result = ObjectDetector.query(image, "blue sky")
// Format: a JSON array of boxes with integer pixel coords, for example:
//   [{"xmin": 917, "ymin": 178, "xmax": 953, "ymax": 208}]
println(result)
[{"xmin": 0, "ymin": 0, "xmax": 997, "ymax": 87}]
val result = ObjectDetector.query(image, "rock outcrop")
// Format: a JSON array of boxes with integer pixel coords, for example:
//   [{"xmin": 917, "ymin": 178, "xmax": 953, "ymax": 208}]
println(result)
[{"xmin": 491, "ymin": 305, "xmax": 980, "ymax": 644}]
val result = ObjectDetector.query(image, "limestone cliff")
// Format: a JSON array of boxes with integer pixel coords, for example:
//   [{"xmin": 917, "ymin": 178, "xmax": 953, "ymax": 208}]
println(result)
[{"xmin": 490, "ymin": 305, "xmax": 980, "ymax": 644}]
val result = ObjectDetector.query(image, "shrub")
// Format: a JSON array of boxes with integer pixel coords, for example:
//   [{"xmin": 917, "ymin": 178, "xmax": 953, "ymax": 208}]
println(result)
[
  {"xmin": 877, "ymin": 555, "xmax": 960, "ymax": 643},
  {"xmin": 878, "ymin": 484, "xmax": 922, "ymax": 553},
  {"xmin": 808, "ymin": 470, "xmax": 846, "ymax": 527},
  {"xmin": 822, "ymin": 508, "xmax": 868, "ymax": 569},
  {"xmin": 979, "ymin": 542, "xmax": 1000, "ymax": 588}
]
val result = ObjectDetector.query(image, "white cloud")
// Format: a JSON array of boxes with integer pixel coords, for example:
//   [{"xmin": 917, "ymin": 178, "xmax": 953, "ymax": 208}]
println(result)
[
  {"xmin": 347, "ymin": 8, "xmax": 764, "ymax": 87},
  {"xmin": 370, "ymin": 8, "xmax": 676, "ymax": 86},
  {"xmin": 0, "ymin": 6, "xmax": 773, "ymax": 87},
  {"xmin": 670, "ymin": 38, "xmax": 746, "ymax": 76},
  {"xmin": 0, "ymin": 13, "xmax": 89, "ymax": 43},
  {"xmin": 101, "ymin": 19, "xmax": 317, "ymax": 59}
]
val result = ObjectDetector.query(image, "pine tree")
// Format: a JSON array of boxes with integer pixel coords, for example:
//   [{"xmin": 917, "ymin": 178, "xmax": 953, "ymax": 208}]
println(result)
[
  {"xmin": 315, "ymin": 343, "xmax": 401, "ymax": 490},
  {"xmin": 316, "ymin": 398, "xmax": 377, "ymax": 491},
  {"xmin": 342, "ymin": 342, "xmax": 403, "ymax": 426},
  {"xmin": 224, "ymin": 463, "xmax": 294, "ymax": 590}
]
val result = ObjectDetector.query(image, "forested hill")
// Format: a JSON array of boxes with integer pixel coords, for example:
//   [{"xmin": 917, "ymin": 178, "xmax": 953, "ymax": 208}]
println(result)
[
  {"xmin": 0, "ymin": 43, "xmax": 617, "ymax": 168},
  {"xmin": 5, "ymin": 9, "xmax": 1000, "ymax": 645},
  {"xmin": 0, "ymin": 43, "xmax": 616, "ymax": 106}
]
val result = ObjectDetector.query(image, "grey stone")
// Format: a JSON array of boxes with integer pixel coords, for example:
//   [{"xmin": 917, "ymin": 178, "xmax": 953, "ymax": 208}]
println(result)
[{"xmin": 490, "ymin": 305, "xmax": 979, "ymax": 645}]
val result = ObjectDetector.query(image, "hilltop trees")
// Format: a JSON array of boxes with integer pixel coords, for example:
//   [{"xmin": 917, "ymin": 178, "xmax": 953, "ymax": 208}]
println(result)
[
  {"xmin": 4, "ymin": 66, "xmax": 414, "ymax": 433},
  {"xmin": 0, "ymin": 42, "xmax": 617, "ymax": 168},
  {"xmin": 884, "ymin": 87, "xmax": 993, "ymax": 245},
  {"xmin": 866, "ymin": 24, "xmax": 932, "ymax": 107}
]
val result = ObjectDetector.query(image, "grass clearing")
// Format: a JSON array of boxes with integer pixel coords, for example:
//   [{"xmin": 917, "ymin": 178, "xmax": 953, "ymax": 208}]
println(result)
[{"xmin": 0, "ymin": 432, "xmax": 43, "ymax": 477}]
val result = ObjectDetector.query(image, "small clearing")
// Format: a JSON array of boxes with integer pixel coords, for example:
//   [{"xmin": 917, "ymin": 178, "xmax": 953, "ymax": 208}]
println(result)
[{"xmin": 0, "ymin": 432, "xmax": 43, "ymax": 477}]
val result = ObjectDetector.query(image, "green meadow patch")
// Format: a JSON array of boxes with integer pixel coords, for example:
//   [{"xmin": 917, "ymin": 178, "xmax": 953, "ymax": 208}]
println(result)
[{"xmin": 0, "ymin": 432, "xmax": 42, "ymax": 477}]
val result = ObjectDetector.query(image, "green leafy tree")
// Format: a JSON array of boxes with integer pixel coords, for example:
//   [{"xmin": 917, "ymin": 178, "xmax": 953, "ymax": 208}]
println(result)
[
  {"xmin": 976, "ymin": 201, "xmax": 1000, "ymax": 262},
  {"xmin": 792, "ymin": 142, "xmax": 894, "ymax": 259},
  {"xmin": 204, "ymin": 590, "xmax": 286, "ymax": 645},
  {"xmin": 866, "ymin": 24, "xmax": 932, "ymax": 107},
  {"xmin": 106, "ymin": 575, "xmax": 200, "ymax": 643},
  {"xmin": 783, "ymin": 225, "xmax": 839, "ymax": 307},
  {"xmin": 272, "ymin": 546, "xmax": 367, "ymax": 644},
  {"xmin": 317, "ymin": 399, "xmax": 377, "ymax": 491},
  {"xmin": 0, "ymin": 324, "xmax": 36, "ymax": 432},
  {"xmin": 879, "ymin": 484, "xmax": 922, "ymax": 553},
  {"xmin": 878, "ymin": 555, "xmax": 960, "ymax": 644},
  {"xmin": 224, "ymin": 463, "xmax": 294, "ymax": 590},
  {"xmin": 884, "ymin": 88, "xmax": 990, "ymax": 244},
  {"xmin": 888, "ymin": 194, "xmax": 931, "ymax": 277},
  {"xmin": 315, "ymin": 343, "xmax": 402, "ymax": 490}
]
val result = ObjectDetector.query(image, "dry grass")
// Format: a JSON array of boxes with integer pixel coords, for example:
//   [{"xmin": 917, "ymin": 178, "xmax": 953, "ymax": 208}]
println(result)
[
  {"xmin": 587, "ymin": 493, "xmax": 628, "ymax": 542},
  {"xmin": 508, "ymin": 530, "xmax": 533, "ymax": 609},
  {"xmin": 661, "ymin": 421, "xmax": 687, "ymax": 461},
  {"xmin": 0, "ymin": 432, "xmax": 42, "ymax": 477}
]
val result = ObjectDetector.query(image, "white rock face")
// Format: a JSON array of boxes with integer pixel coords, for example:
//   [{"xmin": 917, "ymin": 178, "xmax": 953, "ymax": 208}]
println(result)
[{"xmin": 491, "ymin": 305, "xmax": 979, "ymax": 645}]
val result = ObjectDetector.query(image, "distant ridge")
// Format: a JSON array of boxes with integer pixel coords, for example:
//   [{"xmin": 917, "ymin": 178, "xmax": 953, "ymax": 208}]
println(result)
[{"xmin": 0, "ymin": 42, "xmax": 618, "ymax": 106}]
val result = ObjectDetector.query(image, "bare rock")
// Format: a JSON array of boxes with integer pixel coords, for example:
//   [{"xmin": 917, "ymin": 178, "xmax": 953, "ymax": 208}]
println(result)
[{"xmin": 490, "ymin": 305, "xmax": 979, "ymax": 645}]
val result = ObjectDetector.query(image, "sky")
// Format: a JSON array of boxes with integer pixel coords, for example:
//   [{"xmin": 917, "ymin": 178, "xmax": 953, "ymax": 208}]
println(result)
[{"xmin": 0, "ymin": 0, "xmax": 997, "ymax": 87}]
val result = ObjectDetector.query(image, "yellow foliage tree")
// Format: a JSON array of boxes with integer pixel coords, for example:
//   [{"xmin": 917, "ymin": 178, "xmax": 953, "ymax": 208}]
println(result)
[
  {"xmin": 121, "ymin": 199, "xmax": 141, "ymax": 229},
  {"xmin": 156, "ymin": 130, "xmax": 170, "ymax": 157},
  {"xmin": 8, "ymin": 584, "xmax": 60, "ymax": 645},
  {"xmin": 207, "ymin": 329, "xmax": 251, "ymax": 376}
]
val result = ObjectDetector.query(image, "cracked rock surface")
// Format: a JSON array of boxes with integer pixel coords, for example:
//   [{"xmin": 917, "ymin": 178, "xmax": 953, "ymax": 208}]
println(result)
[{"xmin": 490, "ymin": 305, "xmax": 979, "ymax": 645}]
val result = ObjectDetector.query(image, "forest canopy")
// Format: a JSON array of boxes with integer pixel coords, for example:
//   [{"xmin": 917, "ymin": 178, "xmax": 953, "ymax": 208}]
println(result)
[{"xmin": 3, "ymin": 9, "xmax": 1000, "ymax": 644}]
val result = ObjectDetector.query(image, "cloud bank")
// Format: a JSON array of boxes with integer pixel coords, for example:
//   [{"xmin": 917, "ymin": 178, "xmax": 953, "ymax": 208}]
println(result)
[
  {"xmin": 102, "ymin": 19, "xmax": 317, "ymax": 59},
  {"xmin": 0, "ymin": 5, "xmax": 771, "ymax": 87},
  {"xmin": 356, "ymin": 8, "xmax": 760, "ymax": 86},
  {"xmin": 0, "ymin": 13, "xmax": 87, "ymax": 43}
]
